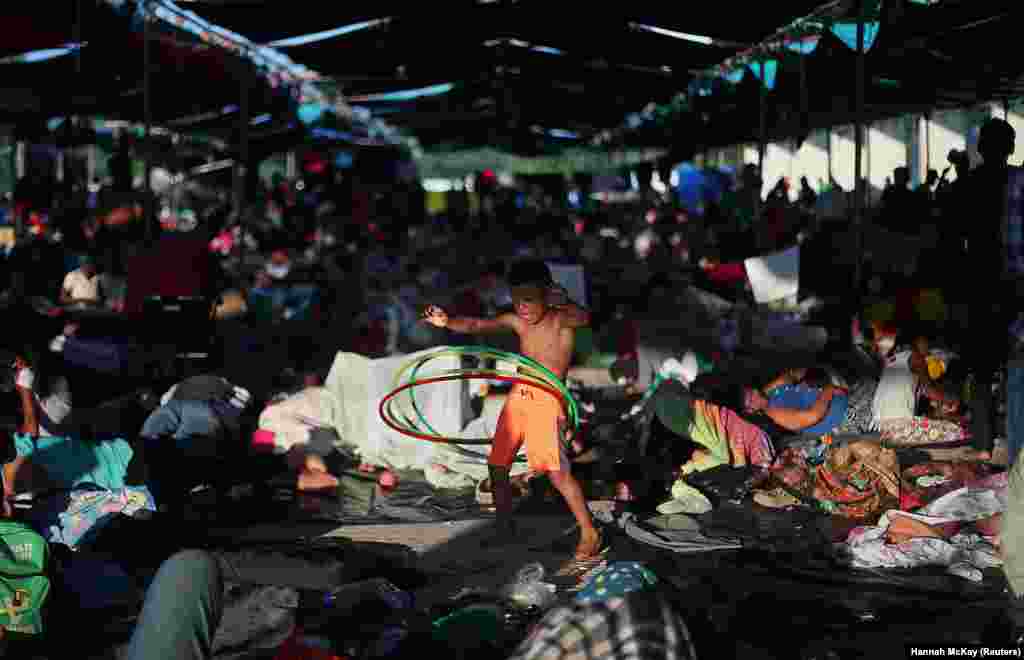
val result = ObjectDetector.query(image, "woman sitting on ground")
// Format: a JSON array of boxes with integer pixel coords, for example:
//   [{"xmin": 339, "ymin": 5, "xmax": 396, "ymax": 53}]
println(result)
[{"xmin": 3, "ymin": 359, "xmax": 155, "ymax": 545}]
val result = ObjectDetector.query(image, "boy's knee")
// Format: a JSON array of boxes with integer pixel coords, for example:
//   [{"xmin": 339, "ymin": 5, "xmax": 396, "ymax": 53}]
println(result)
[{"xmin": 547, "ymin": 469, "xmax": 571, "ymax": 486}]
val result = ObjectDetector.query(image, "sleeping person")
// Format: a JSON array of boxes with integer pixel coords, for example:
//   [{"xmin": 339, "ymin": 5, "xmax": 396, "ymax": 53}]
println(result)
[{"xmin": 744, "ymin": 367, "xmax": 849, "ymax": 437}]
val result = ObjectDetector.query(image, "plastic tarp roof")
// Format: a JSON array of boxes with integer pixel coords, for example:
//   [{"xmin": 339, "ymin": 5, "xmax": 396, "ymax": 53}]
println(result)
[
  {"xmin": 614, "ymin": 0, "xmax": 1024, "ymax": 153},
  {"xmin": 0, "ymin": 4, "xmax": 293, "ymax": 127},
  {"xmin": 190, "ymin": 2, "xmax": 830, "ymax": 153}
]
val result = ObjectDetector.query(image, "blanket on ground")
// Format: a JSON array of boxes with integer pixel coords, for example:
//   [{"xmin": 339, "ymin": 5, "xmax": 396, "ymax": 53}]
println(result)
[{"xmin": 768, "ymin": 438, "xmax": 900, "ymax": 522}]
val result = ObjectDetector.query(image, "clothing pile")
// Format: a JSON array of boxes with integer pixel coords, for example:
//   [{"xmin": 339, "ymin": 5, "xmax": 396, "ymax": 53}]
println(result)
[{"xmin": 840, "ymin": 472, "xmax": 1007, "ymax": 581}]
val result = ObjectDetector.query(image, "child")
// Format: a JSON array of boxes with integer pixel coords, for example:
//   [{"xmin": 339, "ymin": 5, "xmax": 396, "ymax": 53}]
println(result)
[{"xmin": 423, "ymin": 260, "xmax": 605, "ymax": 559}]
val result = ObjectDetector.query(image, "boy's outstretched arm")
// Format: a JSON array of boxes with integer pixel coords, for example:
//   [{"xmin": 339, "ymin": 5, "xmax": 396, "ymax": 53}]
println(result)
[{"xmin": 422, "ymin": 305, "xmax": 519, "ymax": 334}]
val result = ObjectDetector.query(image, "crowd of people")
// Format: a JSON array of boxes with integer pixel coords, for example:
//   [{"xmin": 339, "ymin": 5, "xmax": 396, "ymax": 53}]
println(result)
[{"xmin": 2, "ymin": 119, "xmax": 1024, "ymax": 656}]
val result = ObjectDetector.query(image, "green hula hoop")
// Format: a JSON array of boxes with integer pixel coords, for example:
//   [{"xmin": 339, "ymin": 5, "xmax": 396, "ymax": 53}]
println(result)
[{"xmin": 386, "ymin": 346, "xmax": 578, "ymax": 444}]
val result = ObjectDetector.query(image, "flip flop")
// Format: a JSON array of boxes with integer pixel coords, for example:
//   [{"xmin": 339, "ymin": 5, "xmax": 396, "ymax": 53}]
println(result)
[
  {"xmin": 554, "ymin": 529, "xmax": 610, "ymax": 577},
  {"xmin": 554, "ymin": 553, "xmax": 609, "ymax": 579}
]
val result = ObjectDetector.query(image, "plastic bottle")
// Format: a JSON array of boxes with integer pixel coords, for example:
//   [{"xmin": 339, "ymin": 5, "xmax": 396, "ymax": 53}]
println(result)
[{"xmin": 503, "ymin": 562, "xmax": 556, "ymax": 609}]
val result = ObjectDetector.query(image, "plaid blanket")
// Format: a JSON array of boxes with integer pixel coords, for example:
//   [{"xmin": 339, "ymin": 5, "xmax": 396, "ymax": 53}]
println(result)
[{"xmin": 508, "ymin": 591, "xmax": 696, "ymax": 660}]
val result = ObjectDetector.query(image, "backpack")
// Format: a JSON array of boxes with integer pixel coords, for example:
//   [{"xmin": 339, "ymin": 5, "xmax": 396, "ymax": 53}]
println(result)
[{"xmin": 0, "ymin": 520, "xmax": 50, "ymax": 636}]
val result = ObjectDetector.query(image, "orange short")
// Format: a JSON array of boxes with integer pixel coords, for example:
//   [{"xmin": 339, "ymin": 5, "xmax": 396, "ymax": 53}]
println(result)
[{"xmin": 489, "ymin": 383, "xmax": 568, "ymax": 473}]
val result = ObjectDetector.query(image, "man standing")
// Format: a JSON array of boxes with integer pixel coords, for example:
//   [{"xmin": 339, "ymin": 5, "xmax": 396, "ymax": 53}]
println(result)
[
  {"xmin": 978, "ymin": 117, "xmax": 1024, "ymax": 643},
  {"xmin": 961, "ymin": 118, "xmax": 1020, "ymax": 462}
]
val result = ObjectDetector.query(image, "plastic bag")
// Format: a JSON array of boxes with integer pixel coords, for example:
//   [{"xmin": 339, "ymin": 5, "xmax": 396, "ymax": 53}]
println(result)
[{"xmin": 502, "ymin": 562, "xmax": 556, "ymax": 609}]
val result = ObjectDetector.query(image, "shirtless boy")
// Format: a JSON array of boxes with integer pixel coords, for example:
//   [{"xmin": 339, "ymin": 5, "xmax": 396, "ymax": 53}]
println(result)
[{"xmin": 422, "ymin": 259, "xmax": 604, "ymax": 559}]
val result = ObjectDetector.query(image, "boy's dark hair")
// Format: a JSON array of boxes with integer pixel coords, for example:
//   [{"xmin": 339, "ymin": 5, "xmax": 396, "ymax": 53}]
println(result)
[{"xmin": 507, "ymin": 259, "xmax": 554, "ymax": 288}]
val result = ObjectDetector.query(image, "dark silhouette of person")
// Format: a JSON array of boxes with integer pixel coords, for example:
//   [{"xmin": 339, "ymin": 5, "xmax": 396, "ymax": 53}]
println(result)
[
  {"xmin": 963, "ymin": 117, "xmax": 1017, "ymax": 460},
  {"xmin": 798, "ymin": 176, "xmax": 817, "ymax": 210},
  {"xmin": 111, "ymin": 137, "xmax": 134, "ymax": 194},
  {"xmin": 879, "ymin": 166, "xmax": 919, "ymax": 234}
]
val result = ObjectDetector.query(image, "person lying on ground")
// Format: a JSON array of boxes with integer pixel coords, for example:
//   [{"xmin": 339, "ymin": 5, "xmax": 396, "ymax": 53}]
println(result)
[
  {"xmin": 423, "ymin": 258, "xmax": 606, "ymax": 560},
  {"xmin": 255, "ymin": 384, "xmax": 347, "ymax": 492},
  {"xmin": 743, "ymin": 367, "xmax": 848, "ymax": 436},
  {"xmin": 140, "ymin": 378, "xmax": 251, "ymax": 510}
]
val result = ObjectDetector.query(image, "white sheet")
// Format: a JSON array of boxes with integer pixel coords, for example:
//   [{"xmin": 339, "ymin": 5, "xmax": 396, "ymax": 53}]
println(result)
[
  {"xmin": 424, "ymin": 397, "xmax": 530, "ymax": 489},
  {"xmin": 744, "ymin": 245, "xmax": 800, "ymax": 304},
  {"xmin": 324, "ymin": 347, "xmax": 465, "ymax": 470}
]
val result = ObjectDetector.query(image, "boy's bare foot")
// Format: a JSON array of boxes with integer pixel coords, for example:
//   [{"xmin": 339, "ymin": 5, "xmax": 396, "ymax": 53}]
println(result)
[
  {"xmin": 574, "ymin": 527, "xmax": 604, "ymax": 560},
  {"xmin": 297, "ymin": 469, "xmax": 340, "ymax": 492}
]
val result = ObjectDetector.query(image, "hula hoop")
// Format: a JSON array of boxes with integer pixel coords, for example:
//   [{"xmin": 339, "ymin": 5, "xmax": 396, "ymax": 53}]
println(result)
[
  {"xmin": 379, "ymin": 372, "xmax": 567, "ymax": 444},
  {"xmin": 379, "ymin": 345, "xmax": 578, "ymax": 445},
  {"xmin": 384, "ymin": 366, "xmax": 552, "ymax": 439},
  {"xmin": 396, "ymin": 347, "xmax": 578, "ymax": 435},
  {"xmin": 397, "ymin": 349, "xmax": 568, "ymax": 438},
  {"xmin": 389, "ymin": 347, "xmax": 577, "ymax": 431}
]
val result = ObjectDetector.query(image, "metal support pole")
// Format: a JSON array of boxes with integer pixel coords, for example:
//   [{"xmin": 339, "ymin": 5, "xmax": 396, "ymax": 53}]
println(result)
[
  {"xmin": 924, "ymin": 113, "xmax": 931, "ymax": 173},
  {"xmin": 853, "ymin": 2, "xmax": 866, "ymax": 292},
  {"xmin": 799, "ymin": 50, "xmax": 809, "ymax": 135},
  {"xmin": 234, "ymin": 69, "xmax": 249, "ymax": 217},
  {"xmin": 11, "ymin": 140, "xmax": 21, "ymax": 239},
  {"xmin": 757, "ymin": 58, "xmax": 767, "ymax": 219},
  {"xmin": 143, "ymin": 0, "xmax": 153, "ymax": 241},
  {"xmin": 70, "ymin": 0, "xmax": 81, "ymax": 194}
]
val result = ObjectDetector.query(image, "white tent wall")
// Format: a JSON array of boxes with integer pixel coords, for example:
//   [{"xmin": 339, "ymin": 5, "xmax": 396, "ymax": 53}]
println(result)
[
  {"xmin": 1005, "ymin": 99, "xmax": 1024, "ymax": 164},
  {"xmin": 758, "ymin": 141, "xmax": 796, "ymax": 200},
  {"xmin": 867, "ymin": 115, "xmax": 911, "ymax": 207},
  {"xmin": 794, "ymin": 130, "xmax": 831, "ymax": 195},
  {"xmin": 927, "ymin": 108, "xmax": 969, "ymax": 177},
  {"xmin": 827, "ymin": 124, "xmax": 864, "ymax": 195}
]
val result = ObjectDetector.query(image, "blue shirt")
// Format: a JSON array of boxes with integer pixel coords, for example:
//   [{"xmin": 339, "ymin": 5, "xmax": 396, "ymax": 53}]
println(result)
[
  {"xmin": 14, "ymin": 433, "xmax": 134, "ymax": 491},
  {"xmin": 766, "ymin": 384, "xmax": 849, "ymax": 436}
]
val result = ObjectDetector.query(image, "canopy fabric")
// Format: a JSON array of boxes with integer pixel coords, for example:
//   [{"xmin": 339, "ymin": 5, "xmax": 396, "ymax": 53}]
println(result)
[
  {"xmin": 190, "ymin": 2, "xmax": 829, "ymax": 153},
  {"xmin": 609, "ymin": 0, "xmax": 1024, "ymax": 154}
]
